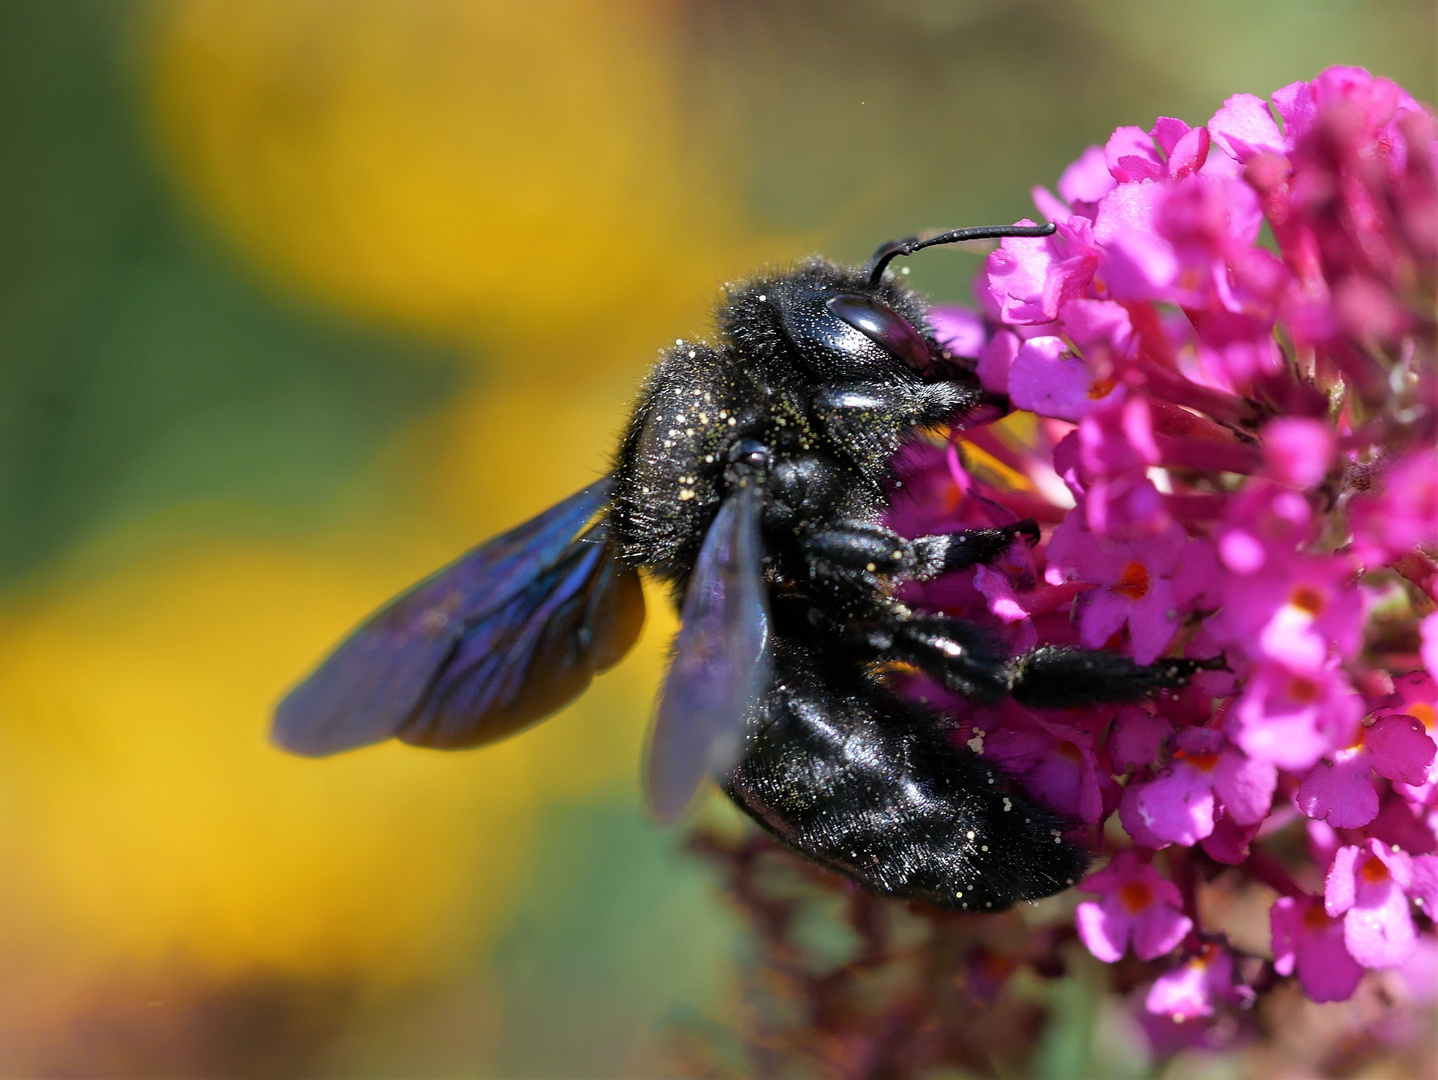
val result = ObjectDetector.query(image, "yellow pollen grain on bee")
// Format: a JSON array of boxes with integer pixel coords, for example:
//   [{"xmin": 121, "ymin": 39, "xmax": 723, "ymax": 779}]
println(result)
[
  {"xmin": 865, "ymin": 562, "xmax": 876, "ymax": 572},
  {"xmin": 686, "ymin": 428, "xmax": 694, "ymax": 436},
  {"xmin": 698, "ymin": 413, "xmax": 708, "ymax": 423},
  {"xmin": 688, "ymin": 350, "xmax": 697, "ymax": 359},
  {"xmin": 678, "ymin": 490, "xmax": 695, "ymax": 501},
  {"xmin": 728, "ymin": 417, "xmax": 737, "ymax": 426},
  {"xmin": 1003, "ymin": 797, "xmax": 1012, "ymax": 811},
  {"xmin": 981, "ymin": 845, "xmax": 988, "ymax": 852},
  {"xmin": 966, "ymin": 830, "xmax": 975, "ymax": 840},
  {"xmin": 758, "ymin": 295, "xmax": 767, "ymax": 301},
  {"xmin": 955, "ymin": 890, "xmax": 963, "ymax": 898},
  {"xmin": 704, "ymin": 455, "xmax": 714, "ymax": 463}
]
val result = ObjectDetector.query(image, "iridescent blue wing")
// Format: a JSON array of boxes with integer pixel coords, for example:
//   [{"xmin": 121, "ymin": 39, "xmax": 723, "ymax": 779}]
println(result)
[
  {"xmin": 273, "ymin": 477, "xmax": 642, "ymax": 755},
  {"xmin": 399, "ymin": 521, "xmax": 643, "ymax": 748},
  {"xmin": 645, "ymin": 480, "xmax": 770, "ymax": 822}
]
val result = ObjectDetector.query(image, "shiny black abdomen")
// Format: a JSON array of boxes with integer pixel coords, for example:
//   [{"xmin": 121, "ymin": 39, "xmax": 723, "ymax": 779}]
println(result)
[{"xmin": 729, "ymin": 637, "xmax": 1088, "ymax": 912}]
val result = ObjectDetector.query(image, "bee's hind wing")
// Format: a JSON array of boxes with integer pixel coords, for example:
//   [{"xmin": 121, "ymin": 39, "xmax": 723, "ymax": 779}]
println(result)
[
  {"xmin": 272, "ymin": 477, "xmax": 643, "ymax": 755},
  {"xmin": 645, "ymin": 480, "xmax": 771, "ymax": 822}
]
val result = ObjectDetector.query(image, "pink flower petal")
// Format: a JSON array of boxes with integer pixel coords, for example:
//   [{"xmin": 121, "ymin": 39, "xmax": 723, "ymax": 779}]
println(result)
[
  {"xmin": 1366, "ymin": 714, "xmax": 1437, "ymax": 786},
  {"xmin": 1262, "ymin": 417, "xmax": 1336, "ymax": 489},
  {"xmin": 1344, "ymin": 884, "xmax": 1417, "ymax": 969},
  {"xmin": 975, "ymin": 328, "xmax": 1019, "ymax": 395},
  {"xmin": 1272, "ymin": 79, "xmax": 1317, "ymax": 143},
  {"xmin": 1127, "ymin": 580, "xmax": 1180, "ymax": 665},
  {"xmin": 928, "ymin": 305, "xmax": 987, "ymax": 357},
  {"xmin": 1076, "ymin": 899, "xmax": 1129, "ymax": 963},
  {"xmin": 1209, "ymin": 93, "xmax": 1285, "ymax": 162},
  {"xmin": 1058, "ymin": 297, "xmax": 1135, "ymax": 357},
  {"xmin": 1149, "ymin": 117, "xmax": 1191, "ymax": 157},
  {"xmin": 973, "ymin": 565, "xmax": 1030, "ymax": 625},
  {"xmin": 1133, "ymin": 903, "xmax": 1193, "ymax": 961},
  {"xmin": 1269, "ymin": 896, "xmax": 1302, "ymax": 976},
  {"xmin": 1167, "ymin": 125, "xmax": 1211, "ymax": 179},
  {"xmin": 1101, "ymin": 227, "xmax": 1179, "ymax": 301},
  {"xmin": 1409, "ymin": 854, "xmax": 1438, "ymax": 915},
  {"xmin": 1271, "ymin": 896, "xmax": 1364, "ymax": 1003},
  {"xmin": 1110, "ymin": 706, "xmax": 1171, "ymax": 773},
  {"xmin": 1135, "ymin": 764, "xmax": 1216, "ymax": 846},
  {"xmin": 1120, "ymin": 781, "xmax": 1168, "ymax": 848},
  {"xmin": 1213, "ymin": 748, "xmax": 1277, "ymax": 824},
  {"xmin": 1326, "ymin": 845, "xmax": 1360, "ymax": 916},
  {"xmin": 1094, "ymin": 178, "xmax": 1164, "ymax": 244},
  {"xmin": 1296, "ymin": 755, "xmax": 1380, "ymax": 829},
  {"xmin": 1217, "ymin": 530, "xmax": 1266, "ymax": 576},
  {"xmin": 1105, "ymin": 125, "xmax": 1163, "ymax": 183},
  {"xmin": 1078, "ymin": 587, "xmax": 1132, "ymax": 651},
  {"xmin": 1058, "ymin": 145, "xmax": 1115, "ymax": 206},
  {"xmin": 1008, "ymin": 337, "xmax": 1100, "ymax": 421},
  {"xmin": 1200, "ymin": 815, "xmax": 1262, "ymax": 865},
  {"xmin": 1031, "ymin": 184, "xmax": 1071, "ymax": 223},
  {"xmin": 1423, "ymin": 612, "xmax": 1438, "ymax": 682},
  {"xmin": 1145, "ymin": 956, "xmax": 1214, "ymax": 1020}
]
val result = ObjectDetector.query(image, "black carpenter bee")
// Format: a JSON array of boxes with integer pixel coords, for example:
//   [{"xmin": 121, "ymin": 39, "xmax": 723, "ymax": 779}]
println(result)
[{"xmin": 274, "ymin": 223, "xmax": 1207, "ymax": 912}]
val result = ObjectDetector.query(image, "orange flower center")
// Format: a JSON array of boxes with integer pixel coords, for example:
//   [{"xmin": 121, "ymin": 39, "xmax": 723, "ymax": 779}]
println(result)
[
  {"xmin": 1114, "ymin": 560, "xmax": 1151, "ymax": 600},
  {"xmin": 1288, "ymin": 584, "xmax": 1326, "ymax": 617},
  {"xmin": 1184, "ymin": 752, "xmax": 1220, "ymax": 773},
  {"xmin": 1359, "ymin": 855, "xmax": 1390, "ymax": 885},
  {"xmin": 1119, "ymin": 880, "xmax": 1153, "ymax": 913},
  {"xmin": 1056, "ymin": 741, "xmax": 1084, "ymax": 762},
  {"xmin": 1339, "ymin": 727, "xmax": 1367, "ymax": 756},
  {"xmin": 1288, "ymin": 676, "xmax": 1320, "ymax": 704},
  {"xmin": 1410, "ymin": 702, "xmax": 1435, "ymax": 730},
  {"xmin": 1088, "ymin": 377, "xmax": 1117, "ymax": 400},
  {"xmin": 1302, "ymin": 904, "xmax": 1336, "ymax": 931}
]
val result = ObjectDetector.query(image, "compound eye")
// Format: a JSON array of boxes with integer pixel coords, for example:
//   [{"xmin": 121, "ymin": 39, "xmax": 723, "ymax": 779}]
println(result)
[{"xmin": 826, "ymin": 294, "xmax": 931, "ymax": 371}]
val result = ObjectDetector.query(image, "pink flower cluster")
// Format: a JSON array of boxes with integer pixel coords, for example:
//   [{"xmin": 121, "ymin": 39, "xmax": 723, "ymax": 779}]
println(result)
[{"xmin": 892, "ymin": 66, "xmax": 1437, "ymax": 1036}]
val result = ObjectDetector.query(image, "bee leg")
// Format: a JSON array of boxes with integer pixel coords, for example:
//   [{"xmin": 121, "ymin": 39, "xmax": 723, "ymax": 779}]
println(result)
[
  {"xmin": 801, "ymin": 517, "xmax": 1037, "ymax": 591},
  {"xmin": 907, "ymin": 518, "xmax": 1039, "ymax": 580},
  {"xmin": 853, "ymin": 614, "xmax": 1013, "ymax": 703},
  {"xmin": 801, "ymin": 521, "xmax": 913, "ymax": 588},
  {"xmin": 1005, "ymin": 647, "xmax": 1223, "ymax": 709}
]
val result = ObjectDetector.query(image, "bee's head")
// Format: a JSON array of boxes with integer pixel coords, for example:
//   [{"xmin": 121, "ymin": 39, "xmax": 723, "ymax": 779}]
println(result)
[
  {"xmin": 778, "ymin": 278, "xmax": 933, "ymax": 378},
  {"xmin": 722, "ymin": 223, "xmax": 1056, "ymax": 384}
]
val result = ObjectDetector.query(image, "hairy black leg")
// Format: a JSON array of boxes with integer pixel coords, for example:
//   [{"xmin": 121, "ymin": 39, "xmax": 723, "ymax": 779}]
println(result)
[
  {"xmin": 909, "ymin": 518, "xmax": 1039, "ymax": 578},
  {"xmin": 801, "ymin": 518, "xmax": 1038, "ymax": 596},
  {"xmin": 848, "ymin": 613, "xmax": 1011, "ymax": 702},
  {"xmin": 846, "ymin": 609, "xmax": 1220, "ymax": 710},
  {"xmin": 1006, "ymin": 647, "xmax": 1220, "ymax": 709}
]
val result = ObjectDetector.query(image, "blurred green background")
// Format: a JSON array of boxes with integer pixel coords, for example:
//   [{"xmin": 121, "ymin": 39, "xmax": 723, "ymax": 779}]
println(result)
[{"xmin": 0, "ymin": 1, "xmax": 1431, "ymax": 1075}]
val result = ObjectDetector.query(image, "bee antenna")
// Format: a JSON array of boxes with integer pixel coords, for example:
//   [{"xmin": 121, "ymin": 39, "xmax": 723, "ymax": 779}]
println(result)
[{"xmin": 864, "ymin": 222, "xmax": 1057, "ymax": 287}]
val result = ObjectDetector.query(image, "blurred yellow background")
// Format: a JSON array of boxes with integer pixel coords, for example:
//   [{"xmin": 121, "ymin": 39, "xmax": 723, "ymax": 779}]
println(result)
[{"xmin": 0, "ymin": 1, "xmax": 1431, "ymax": 1074}]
